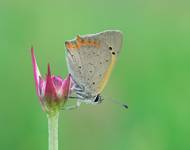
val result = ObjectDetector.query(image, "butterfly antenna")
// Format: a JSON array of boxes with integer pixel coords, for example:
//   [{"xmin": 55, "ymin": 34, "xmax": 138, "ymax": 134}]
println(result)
[{"xmin": 105, "ymin": 97, "xmax": 128, "ymax": 109}]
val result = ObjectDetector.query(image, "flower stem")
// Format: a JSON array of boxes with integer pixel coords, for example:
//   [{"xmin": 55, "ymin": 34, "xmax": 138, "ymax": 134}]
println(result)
[{"xmin": 48, "ymin": 112, "xmax": 59, "ymax": 150}]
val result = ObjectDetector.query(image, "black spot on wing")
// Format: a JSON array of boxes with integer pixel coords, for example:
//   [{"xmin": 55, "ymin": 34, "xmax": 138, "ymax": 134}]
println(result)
[{"xmin": 112, "ymin": 52, "xmax": 115, "ymax": 55}]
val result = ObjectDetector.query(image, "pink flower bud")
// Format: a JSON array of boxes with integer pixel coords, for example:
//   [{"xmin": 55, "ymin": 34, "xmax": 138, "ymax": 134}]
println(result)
[{"xmin": 31, "ymin": 47, "xmax": 71, "ymax": 114}]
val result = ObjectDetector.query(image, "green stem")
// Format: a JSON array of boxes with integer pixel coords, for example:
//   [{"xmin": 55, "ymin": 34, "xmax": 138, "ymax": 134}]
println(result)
[{"xmin": 48, "ymin": 112, "xmax": 59, "ymax": 150}]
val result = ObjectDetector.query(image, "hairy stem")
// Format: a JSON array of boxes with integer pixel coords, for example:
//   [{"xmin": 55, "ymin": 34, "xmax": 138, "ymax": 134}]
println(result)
[{"xmin": 48, "ymin": 112, "xmax": 59, "ymax": 150}]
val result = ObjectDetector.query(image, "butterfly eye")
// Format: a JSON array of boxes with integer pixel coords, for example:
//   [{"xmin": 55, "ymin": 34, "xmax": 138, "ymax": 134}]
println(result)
[{"xmin": 94, "ymin": 95, "xmax": 100, "ymax": 102}]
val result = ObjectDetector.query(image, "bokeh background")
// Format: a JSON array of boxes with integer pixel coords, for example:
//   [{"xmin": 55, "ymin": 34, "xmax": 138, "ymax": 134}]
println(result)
[{"xmin": 1, "ymin": 0, "xmax": 190, "ymax": 150}]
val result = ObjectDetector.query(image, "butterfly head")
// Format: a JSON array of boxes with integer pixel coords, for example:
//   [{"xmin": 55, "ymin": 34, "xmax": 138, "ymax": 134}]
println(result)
[{"xmin": 93, "ymin": 94, "xmax": 103, "ymax": 104}]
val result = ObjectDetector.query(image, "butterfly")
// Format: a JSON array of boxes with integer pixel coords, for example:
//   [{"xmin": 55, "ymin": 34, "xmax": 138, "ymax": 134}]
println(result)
[{"xmin": 64, "ymin": 30, "xmax": 124, "ymax": 109}]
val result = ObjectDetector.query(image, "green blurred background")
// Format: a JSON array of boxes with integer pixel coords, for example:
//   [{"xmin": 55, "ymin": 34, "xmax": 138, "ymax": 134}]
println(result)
[{"xmin": 0, "ymin": 0, "xmax": 190, "ymax": 150}]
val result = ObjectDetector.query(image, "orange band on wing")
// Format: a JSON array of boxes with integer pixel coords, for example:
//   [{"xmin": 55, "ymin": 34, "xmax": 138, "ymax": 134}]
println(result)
[
  {"xmin": 77, "ymin": 35, "xmax": 100, "ymax": 48},
  {"xmin": 65, "ymin": 42, "xmax": 74, "ymax": 49},
  {"xmin": 66, "ymin": 36, "xmax": 100, "ymax": 51}
]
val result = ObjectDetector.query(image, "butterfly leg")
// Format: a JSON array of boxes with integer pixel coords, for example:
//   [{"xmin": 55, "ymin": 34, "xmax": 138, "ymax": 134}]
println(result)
[{"xmin": 61, "ymin": 101, "xmax": 81, "ymax": 111}]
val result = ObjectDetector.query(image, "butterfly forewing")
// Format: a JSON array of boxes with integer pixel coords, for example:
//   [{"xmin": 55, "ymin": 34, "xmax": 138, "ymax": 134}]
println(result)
[{"xmin": 65, "ymin": 30, "xmax": 123, "ymax": 98}]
